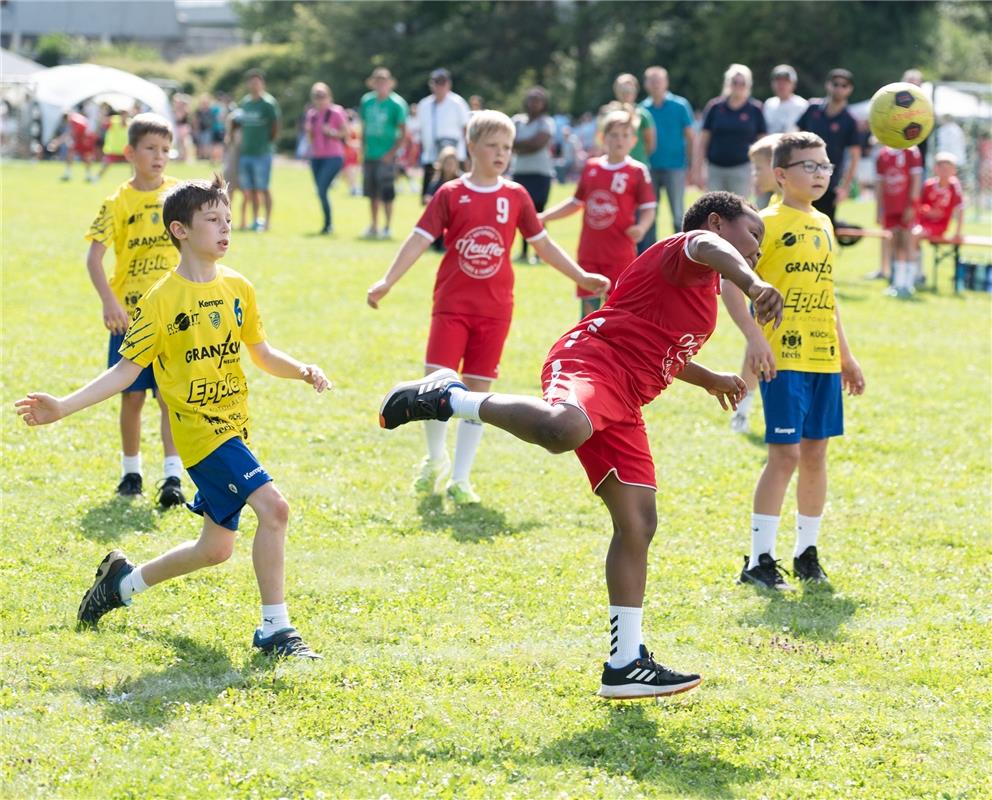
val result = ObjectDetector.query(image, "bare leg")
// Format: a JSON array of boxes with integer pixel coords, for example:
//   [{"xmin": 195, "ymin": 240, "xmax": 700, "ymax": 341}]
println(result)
[
  {"xmin": 155, "ymin": 393, "xmax": 179, "ymax": 459},
  {"xmin": 262, "ymin": 189, "xmax": 272, "ymax": 229},
  {"xmin": 796, "ymin": 437, "xmax": 829, "ymax": 517},
  {"xmin": 383, "ymin": 200, "xmax": 394, "ymax": 231},
  {"xmin": 369, "ymin": 198, "xmax": 380, "ymax": 232},
  {"xmin": 753, "ymin": 443, "xmax": 800, "ymax": 515},
  {"xmin": 246, "ymin": 482, "xmax": 290, "ymax": 605},
  {"xmin": 120, "ymin": 391, "xmax": 145, "ymax": 458},
  {"xmin": 138, "ymin": 516, "xmax": 236, "ymax": 587},
  {"xmin": 478, "ymin": 395, "xmax": 591, "ymax": 453},
  {"xmin": 599, "ymin": 475, "xmax": 658, "ymax": 606},
  {"xmin": 248, "ymin": 189, "xmax": 260, "ymax": 225}
]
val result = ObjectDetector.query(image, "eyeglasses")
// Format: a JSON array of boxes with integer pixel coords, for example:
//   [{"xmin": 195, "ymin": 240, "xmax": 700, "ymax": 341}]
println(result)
[{"xmin": 784, "ymin": 160, "xmax": 835, "ymax": 175}]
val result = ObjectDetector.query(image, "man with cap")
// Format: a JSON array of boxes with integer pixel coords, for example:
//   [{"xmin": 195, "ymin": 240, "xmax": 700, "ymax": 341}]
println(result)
[
  {"xmin": 763, "ymin": 65, "xmax": 808, "ymax": 135},
  {"xmin": 417, "ymin": 68, "xmax": 471, "ymax": 202},
  {"xmin": 797, "ymin": 68, "xmax": 862, "ymax": 224},
  {"xmin": 359, "ymin": 66, "xmax": 409, "ymax": 239}
]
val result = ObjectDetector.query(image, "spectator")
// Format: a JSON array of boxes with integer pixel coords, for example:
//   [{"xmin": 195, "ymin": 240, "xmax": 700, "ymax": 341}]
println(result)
[
  {"xmin": 763, "ymin": 65, "xmax": 808, "ymax": 134},
  {"xmin": 342, "ymin": 108, "xmax": 362, "ymax": 196},
  {"xmin": 641, "ymin": 65, "xmax": 695, "ymax": 245},
  {"xmin": 171, "ymin": 94, "xmax": 193, "ymax": 162},
  {"xmin": 611, "ymin": 73, "xmax": 656, "ymax": 171},
  {"xmin": 555, "ymin": 125, "xmax": 583, "ymax": 184},
  {"xmin": 469, "ymin": 94, "xmax": 484, "ymax": 112},
  {"xmin": 417, "ymin": 68, "xmax": 471, "ymax": 200},
  {"xmin": 238, "ymin": 68, "xmax": 281, "ymax": 231},
  {"xmin": 223, "ymin": 109, "xmax": 248, "ymax": 231},
  {"xmin": 193, "ymin": 94, "xmax": 218, "ymax": 161},
  {"xmin": 511, "ymin": 85, "xmax": 556, "ymax": 264},
  {"xmin": 935, "ymin": 115, "xmax": 967, "ymax": 168},
  {"xmin": 305, "ymin": 82, "xmax": 349, "ymax": 235},
  {"xmin": 359, "ymin": 66, "xmax": 408, "ymax": 239},
  {"xmin": 797, "ymin": 68, "xmax": 861, "ymax": 224},
  {"xmin": 693, "ymin": 63, "xmax": 767, "ymax": 198}
]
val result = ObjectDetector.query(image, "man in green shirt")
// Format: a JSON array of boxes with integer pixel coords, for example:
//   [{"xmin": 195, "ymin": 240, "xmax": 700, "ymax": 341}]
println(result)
[
  {"xmin": 359, "ymin": 67, "xmax": 408, "ymax": 239},
  {"xmin": 239, "ymin": 69, "xmax": 281, "ymax": 231}
]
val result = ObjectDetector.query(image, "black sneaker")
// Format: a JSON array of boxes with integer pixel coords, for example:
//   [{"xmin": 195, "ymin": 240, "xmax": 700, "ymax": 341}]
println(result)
[
  {"xmin": 378, "ymin": 368, "xmax": 466, "ymax": 430},
  {"xmin": 598, "ymin": 645, "xmax": 701, "ymax": 699},
  {"xmin": 77, "ymin": 550, "xmax": 133, "ymax": 627},
  {"xmin": 252, "ymin": 627, "xmax": 322, "ymax": 659},
  {"xmin": 739, "ymin": 553, "xmax": 795, "ymax": 591},
  {"xmin": 156, "ymin": 476, "xmax": 186, "ymax": 509},
  {"xmin": 793, "ymin": 545, "xmax": 829, "ymax": 583},
  {"xmin": 116, "ymin": 472, "xmax": 143, "ymax": 497}
]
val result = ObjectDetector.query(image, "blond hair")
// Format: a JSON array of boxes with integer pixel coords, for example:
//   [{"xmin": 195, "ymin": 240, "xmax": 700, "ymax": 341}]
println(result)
[
  {"xmin": 602, "ymin": 108, "xmax": 636, "ymax": 135},
  {"xmin": 722, "ymin": 63, "xmax": 753, "ymax": 96},
  {"xmin": 466, "ymin": 109, "xmax": 515, "ymax": 143},
  {"xmin": 748, "ymin": 133, "xmax": 783, "ymax": 162}
]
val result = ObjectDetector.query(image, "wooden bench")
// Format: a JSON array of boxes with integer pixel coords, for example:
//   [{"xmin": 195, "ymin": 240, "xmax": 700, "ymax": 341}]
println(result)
[{"xmin": 922, "ymin": 234, "xmax": 992, "ymax": 293}]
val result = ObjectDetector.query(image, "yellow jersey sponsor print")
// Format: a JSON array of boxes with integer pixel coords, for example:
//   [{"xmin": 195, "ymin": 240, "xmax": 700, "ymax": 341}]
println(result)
[
  {"xmin": 85, "ymin": 177, "xmax": 180, "ymax": 314},
  {"xmin": 119, "ymin": 266, "xmax": 265, "ymax": 467},
  {"xmin": 756, "ymin": 204, "xmax": 840, "ymax": 373}
]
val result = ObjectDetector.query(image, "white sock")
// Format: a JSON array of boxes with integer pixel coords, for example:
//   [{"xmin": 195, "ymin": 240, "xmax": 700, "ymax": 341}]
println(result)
[
  {"xmin": 163, "ymin": 455, "xmax": 184, "ymax": 480},
  {"xmin": 261, "ymin": 603, "xmax": 291, "ymax": 637},
  {"xmin": 794, "ymin": 513, "xmax": 822, "ymax": 557},
  {"xmin": 735, "ymin": 392, "xmax": 754, "ymax": 418},
  {"xmin": 122, "ymin": 453, "xmax": 142, "ymax": 476},
  {"xmin": 748, "ymin": 513, "xmax": 780, "ymax": 568},
  {"xmin": 447, "ymin": 386, "xmax": 491, "ymax": 423},
  {"xmin": 608, "ymin": 605, "xmax": 643, "ymax": 667},
  {"xmin": 118, "ymin": 566, "xmax": 148, "ymax": 604},
  {"xmin": 894, "ymin": 260, "xmax": 911, "ymax": 290},
  {"xmin": 451, "ymin": 419, "xmax": 484, "ymax": 483},
  {"xmin": 424, "ymin": 419, "xmax": 448, "ymax": 462}
]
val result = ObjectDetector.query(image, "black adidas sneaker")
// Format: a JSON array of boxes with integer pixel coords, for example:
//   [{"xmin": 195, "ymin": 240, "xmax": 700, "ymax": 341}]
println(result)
[
  {"xmin": 738, "ymin": 553, "xmax": 795, "ymax": 591},
  {"xmin": 793, "ymin": 545, "xmax": 828, "ymax": 583},
  {"xmin": 379, "ymin": 368, "xmax": 466, "ymax": 430},
  {"xmin": 598, "ymin": 645, "xmax": 702, "ymax": 699}
]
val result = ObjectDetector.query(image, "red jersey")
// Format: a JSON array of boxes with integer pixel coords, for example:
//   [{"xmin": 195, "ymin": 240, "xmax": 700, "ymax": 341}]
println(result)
[
  {"xmin": 917, "ymin": 177, "xmax": 963, "ymax": 233},
  {"xmin": 414, "ymin": 177, "xmax": 546, "ymax": 321},
  {"xmin": 549, "ymin": 231, "xmax": 720, "ymax": 406},
  {"xmin": 574, "ymin": 155, "xmax": 656, "ymax": 273},
  {"xmin": 876, "ymin": 146, "xmax": 922, "ymax": 214}
]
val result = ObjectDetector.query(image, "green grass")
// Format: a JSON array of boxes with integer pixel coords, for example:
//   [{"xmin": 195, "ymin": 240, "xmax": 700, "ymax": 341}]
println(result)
[{"xmin": 2, "ymin": 160, "xmax": 990, "ymax": 799}]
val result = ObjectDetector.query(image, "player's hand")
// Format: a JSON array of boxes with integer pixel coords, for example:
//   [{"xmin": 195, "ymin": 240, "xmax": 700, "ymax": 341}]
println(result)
[
  {"xmin": 14, "ymin": 393, "xmax": 65, "ymax": 426},
  {"xmin": 366, "ymin": 280, "xmax": 391, "ymax": 309},
  {"xmin": 749, "ymin": 280, "xmax": 783, "ymax": 329},
  {"xmin": 841, "ymin": 355, "xmax": 865, "ymax": 396},
  {"xmin": 705, "ymin": 372, "xmax": 747, "ymax": 411},
  {"xmin": 746, "ymin": 335, "xmax": 777, "ymax": 382},
  {"xmin": 579, "ymin": 272, "xmax": 610, "ymax": 297},
  {"xmin": 625, "ymin": 224, "xmax": 646, "ymax": 243},
  {"xmin": 299, "ymin": 365, "xmax": 329, "ymax": 393},
  {"xmin": 103, "ymin": 299, "xmax": 130, "ymax": 334}
]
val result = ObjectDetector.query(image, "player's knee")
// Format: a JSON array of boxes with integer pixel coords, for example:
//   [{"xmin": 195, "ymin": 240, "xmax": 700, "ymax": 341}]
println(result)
[
  {"xmin": 260, "ymin": 492, "xmax": 290, "ymax": 529},
  {"xmin": 769, "ymin": 445, "xmax": 801, "ymax": 473},
  {"xmin": 121, "ymin": 391, "xmax": 145, "ymax": 410},
  {"xmin": 200, "ymin": 538, "xmax": 234, "ymax": 566},
  {"xmin": 541, "ymin": 409, "xmax": 589, "ymax": 453}
]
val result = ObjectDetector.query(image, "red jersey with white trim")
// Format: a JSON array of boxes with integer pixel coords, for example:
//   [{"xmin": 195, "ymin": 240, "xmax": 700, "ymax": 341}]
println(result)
[
  {"xmin": 574, "ymin": 156, "xmax": 656, "ymax": 269},
  {"xmin": 548, "ymin": 231, "xmax": 720, "ymax": 406},
  {"xmin": 876, "ymin": 146, "xmax": 922, "ymax": 214},
  {"xmin": 917, "ymin": 176, "xmax": 963, "ymax": 232},
  {"xmin": 414, "ymin": 176, "xmax": 546, "ymax": 321}
]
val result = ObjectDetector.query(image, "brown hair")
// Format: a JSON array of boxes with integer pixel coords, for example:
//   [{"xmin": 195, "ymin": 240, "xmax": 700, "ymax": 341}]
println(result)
[
  {"xmin": 601, "ymin": 108, "xmax": 636, "ymax": 136},
  {"xmin": 748, "ymin": 133, "xmax": 783, "ymax": 162},
  {"xmin": 772, "ymin": 132, "xmax": 827, "ymax": 169},
  {"xmin": 162, "ymin": 174, "xmax": 230, "ymax": 249},
  {"xmin": 128, "ymin": 112, "xmax": 173, "ymax": 148}
]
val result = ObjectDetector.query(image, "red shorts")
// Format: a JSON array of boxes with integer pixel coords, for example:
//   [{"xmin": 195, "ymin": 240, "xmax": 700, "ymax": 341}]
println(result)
[
  {"xmin": 72, "ymin": 135, "xmax": 96, "ymax": 158},
  {"xmin": 425, "ymin": 312, "xmax": 511, "ymax": 381},
  {"xmin": 541, "ymin": 352, "xmax": 656, "ymax": 492},
  {"xmin": 916, "ymin": 220, "xmax": 949, "ymax": 240},
  {"xmin": 882, "ymin": 210, "xmax": 911, "ymax": 230}
]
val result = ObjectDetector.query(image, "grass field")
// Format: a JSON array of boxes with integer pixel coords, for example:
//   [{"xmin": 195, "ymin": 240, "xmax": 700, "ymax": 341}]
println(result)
[{"xmin": 2, "ymin": 159, "xmax": 990, "ymax": 799}]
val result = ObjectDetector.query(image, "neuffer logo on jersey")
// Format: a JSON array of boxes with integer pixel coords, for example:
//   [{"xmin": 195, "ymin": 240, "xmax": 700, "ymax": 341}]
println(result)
[
  {"xmin": 585, "ymin": 189, "xmax": 620, "ymax": 230},
  {"xmin": 454, "ymin": 226, "xmax": 506, "ymax": 279}
]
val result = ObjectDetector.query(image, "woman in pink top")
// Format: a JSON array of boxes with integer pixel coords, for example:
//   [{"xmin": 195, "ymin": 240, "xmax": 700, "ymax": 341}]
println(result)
[{"xmin": 306, "ymin": 82, "xmax": 350, "ymax": 234}]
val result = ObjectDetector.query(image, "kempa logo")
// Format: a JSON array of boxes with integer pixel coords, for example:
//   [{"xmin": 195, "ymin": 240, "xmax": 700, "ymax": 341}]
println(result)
[
  {"xmin": 187, "ymin": 372, "xmax": 242, "ymax": 406},
  {"xmin": 454, "ymin": 226, "xmax": 506, "ymax": 279},
  {"xmin": 585, "ymin": 189, "xmax": 619, "ymax": 230},
  {"xmin": 774, "ymin": 427, "xmax": 796, "ymax": 434},
  {"xmin": 198, "ymin": 298, "xmax": 224, "ymax": 308},
  {"xmin": 243, "ymin": 466, "xmax": 264, "ymax": 480}
]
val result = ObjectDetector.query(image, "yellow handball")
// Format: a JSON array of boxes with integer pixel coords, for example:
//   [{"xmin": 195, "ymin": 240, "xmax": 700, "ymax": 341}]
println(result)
[{"xmin": 868, "ymin": 82, "xmax": 934, "ymax": 148}]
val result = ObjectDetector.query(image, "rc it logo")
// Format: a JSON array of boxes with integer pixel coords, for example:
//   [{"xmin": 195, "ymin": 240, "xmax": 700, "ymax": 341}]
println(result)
[
  {"xmin": 454, "ymin": 226, "xmax": 506, "ymax": 279},
  {"xmin": 781, "ymin": 232, "xmax": 798, "ymax": 247},
  {"xmin": 585, "ymin": 189, "xmax": 620, "ymax": 230}
]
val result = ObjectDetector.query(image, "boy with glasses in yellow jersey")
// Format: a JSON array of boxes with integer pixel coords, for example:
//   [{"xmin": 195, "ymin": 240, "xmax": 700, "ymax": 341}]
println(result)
[
  {"xmin": 17, "ymin": 176, "xmax": 329, "ymax": 658},
  {"xmin": 721, "ymin": 132, "xmax": 866, "ymax": 590}
]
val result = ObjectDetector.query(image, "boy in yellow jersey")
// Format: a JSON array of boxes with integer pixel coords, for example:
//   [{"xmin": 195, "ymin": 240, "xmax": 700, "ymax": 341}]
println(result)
[
  {"xmin": 730, "ymin": 133, "xmax": 783, "ymax": 433},
  {"xmin": 85, "ymin": 113, "xmax": 185, "ymax": 507},
  {"xmin": 722, "ymin": 132, "xmax": 865, "ymax": 589},
  {"xmin": 17, "ymin": 177, "xmax": 329, "ymax": 658}
]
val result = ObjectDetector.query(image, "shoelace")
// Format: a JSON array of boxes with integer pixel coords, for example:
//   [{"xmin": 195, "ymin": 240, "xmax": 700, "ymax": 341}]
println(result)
[
  {"xmin": 276, "ymin": 633, "xmax": 317, "ymax": 657},
  {"xmin": 761, "ymin": 558, "xmax": 791, "ymax": 585},
  {"xmin": 635, "ymin": 651, "xmax": 681, "ymax": 680},
  {"xmin": 799, "ymin": 550, "xmax": 827, "ymax": 577}
]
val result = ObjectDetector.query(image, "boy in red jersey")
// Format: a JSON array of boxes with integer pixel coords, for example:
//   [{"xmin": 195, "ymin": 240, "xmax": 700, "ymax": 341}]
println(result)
[
  {"xmin": 367, "ymin": 110, "xmax": 609, "ymax": 506},
  {"xmin": 379, "ymin": 192, "xmax": 783, "ymax": 699},
  {"xmin": 913, "ymin": 151, "xmax": 964, "ymax": 245},
  {"xmin": 875, "ymin": 144, "xmax": 923, "ymax": 297},
  {"xmin": 541, "ymin": 109, "xmax": 656, "ymax": 317}
]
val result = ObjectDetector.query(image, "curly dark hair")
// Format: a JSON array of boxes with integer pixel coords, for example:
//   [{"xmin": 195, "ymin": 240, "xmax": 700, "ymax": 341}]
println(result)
[{"xmin": 682, "ymin": 191, "xmax": 756, "ymax": 232}]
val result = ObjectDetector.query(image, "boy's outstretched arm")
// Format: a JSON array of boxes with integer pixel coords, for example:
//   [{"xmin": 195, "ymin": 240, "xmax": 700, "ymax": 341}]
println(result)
[
  {"xmin": 366, "ymin": 231, "xmax": 433, "ymax": 309},
  {"xmin": 687, "ymin": 232, "xmax": 783, "ymax": 328},
  {"xmin": 676, "ymin": 361, "xmax": 747, "ymax": 411},
  {"xmin": 539, "ymin": 197, "xmax": 582, "ymax": 225},
  {"xmin": 531, "ymin": 235, "xmax": 611, "ymax": 297},
  {"xmin": 246, "ymin": 342, "xmax": 329, "ymax": 392},
  {"xmin": 15, "ymin": 358, "xmax": 143, "ymax": 426}
]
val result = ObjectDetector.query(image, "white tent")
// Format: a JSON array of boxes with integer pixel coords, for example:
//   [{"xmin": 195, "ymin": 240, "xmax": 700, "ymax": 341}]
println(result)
[{"xmin": 29, "ymin": 63, "xmax": 173, "ymax": 141}]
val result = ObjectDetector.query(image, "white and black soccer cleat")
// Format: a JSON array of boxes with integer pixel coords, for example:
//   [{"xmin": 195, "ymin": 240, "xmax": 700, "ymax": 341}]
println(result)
[
  {"xmin": 378, "ymin": 368, "xmax": 466, "ymax": 430},
  {"xmin": 598, "ymin": 645, "xmax": 702, "ymax": 699}
]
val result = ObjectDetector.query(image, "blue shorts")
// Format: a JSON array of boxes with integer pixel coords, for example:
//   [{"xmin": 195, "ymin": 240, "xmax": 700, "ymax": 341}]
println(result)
[
  {"xmin": 759, "ymin": 371, "xmax": 843, "ymax": 444},
  {"xmin": 186, "ymin": 437, "xmax": 272, "ymax": 531},
  {"xmin": 109, "ymin": 332, "xmax": 156, "ymax": 393},
  {"xmin": 239, "ymin": 153, "xmax": 273, "ymax": 191}
]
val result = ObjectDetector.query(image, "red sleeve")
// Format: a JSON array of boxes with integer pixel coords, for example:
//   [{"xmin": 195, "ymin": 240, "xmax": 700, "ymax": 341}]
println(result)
[
  {"xmin": 415, "ymin": 185, "xmax": 449, "ymax": 239},
  {"xmin": 515, "ymin": 186, "xmax": 545, "ymax": 240},
  {"xmin": 635, "ymin": 165, "xmax": 655, "ymax": 207},
  {"xmin": 909, "ymin": 148, "xmax": 923, "ymax": 171},
  {"xmin": 951, "ymin": 181, "xmax": 964, "ymax": 209},
  {"xmin": 574, "ymin": 164, "xmax": 591, "ymax": 202}
]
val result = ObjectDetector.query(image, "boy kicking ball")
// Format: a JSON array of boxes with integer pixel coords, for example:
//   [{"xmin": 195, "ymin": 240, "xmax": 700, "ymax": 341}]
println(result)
[
  {"xmin": 379, "ymin": 192, "xmax": 783, "ymax": 698},
  {"xmin": 16, "ymin": 177, "xmax": 328, "ymax": 658},
  {"xmin": 367, "ymin": 110, "xmax": 608, "ymax": 506}
]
